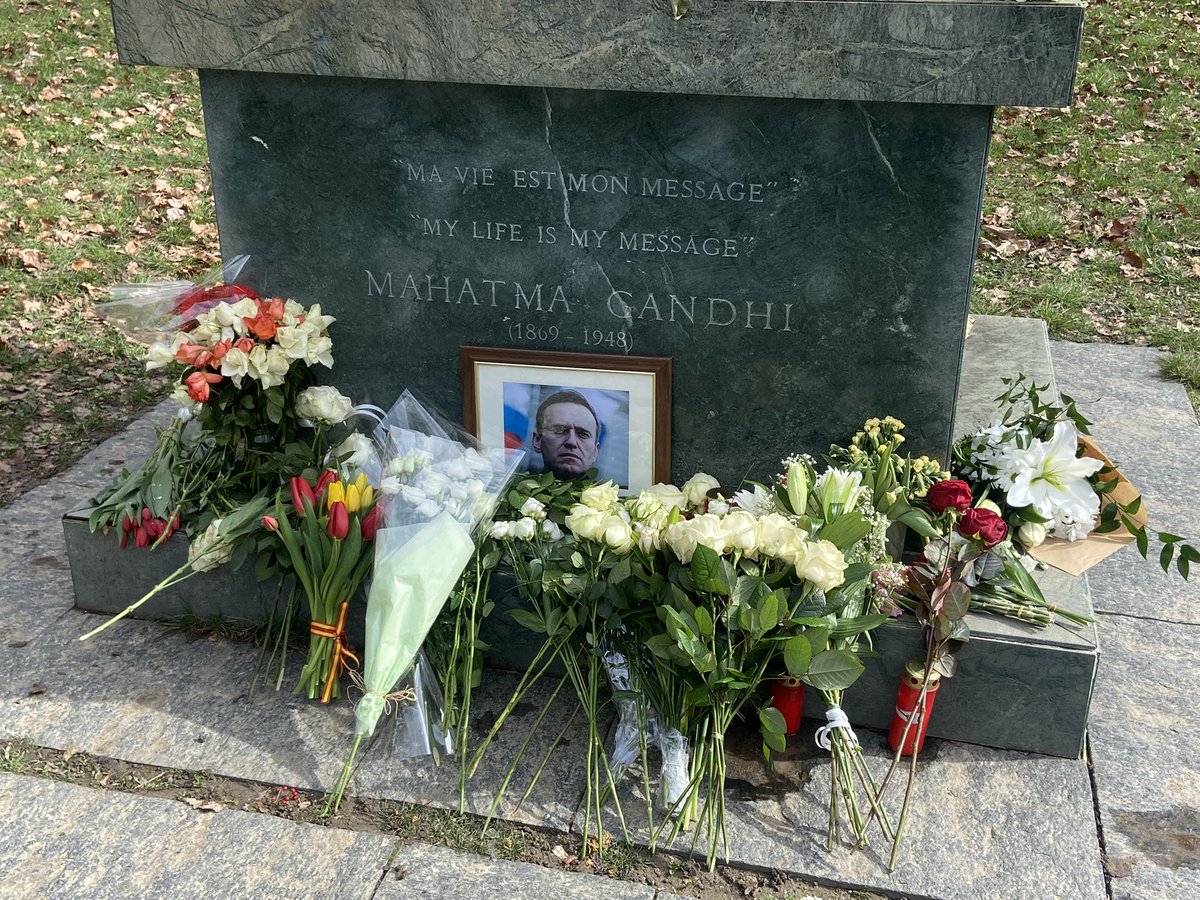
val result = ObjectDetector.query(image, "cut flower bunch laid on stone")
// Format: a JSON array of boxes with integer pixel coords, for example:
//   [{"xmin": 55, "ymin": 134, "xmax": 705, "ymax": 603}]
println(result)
[{"xmin": 72, "ymin": 270, "xmax": 1199, "ymax": 875}]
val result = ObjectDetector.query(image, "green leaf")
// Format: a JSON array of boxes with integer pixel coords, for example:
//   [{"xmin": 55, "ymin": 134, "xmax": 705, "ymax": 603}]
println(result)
[
  {"xmin": 759, "ymin": 592, "xmax": 780, "ymax": 634},
  {"xmin": 783, "ymin": 634, "xmax": 812, "ymax": 676},
  {"xmin": 819, "ymin": 510, "xmax": 872, "ymax": 551},
  {"xmin": 693, "ymin": 605, "xmax": 715, "ymax": 637},
  {"xmin": 1178, "ymin": 555, "xmax": 1191, "ymax": 580},
  {"xmin": 801, "ymin": 649, "xmax": 864, "ymax": 691},
  {"xmin": 896, "ymin": 508, "xmax": 939, "ymax": 538},
  {"xmin": 508, "ymin": 608, "xmax": 546, "ymax": 634},
  {"xmin": 805, "ymin": 625, "xmax": 831, "ymax": 656},
  {"xmin": 1160, "ymin": 543, "xmax": 1175, "ymax": 573},
  {"xmin": 691, "ymin": 544, "xmax": 731, "ymax": 595},
  {"xmin": 830, "ymin": 614, "xmax": 891, "ymax": 639},
  {"xmin": 759, "ymin": 706, "xmax": 787, "ymax": 736},
  {"xmin": 1135, "ymin": 527, "xmax": 1149, "ymax": 559}
]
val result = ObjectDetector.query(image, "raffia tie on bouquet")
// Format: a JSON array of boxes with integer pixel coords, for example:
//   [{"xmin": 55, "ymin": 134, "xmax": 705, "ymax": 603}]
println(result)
[
  {"xmin": 347, "ymin": 670, "xmax": 417, "ymax": 715},
  {"xmin": 311, "ymin": 601, "xmax": 360, "ymax": 703}
]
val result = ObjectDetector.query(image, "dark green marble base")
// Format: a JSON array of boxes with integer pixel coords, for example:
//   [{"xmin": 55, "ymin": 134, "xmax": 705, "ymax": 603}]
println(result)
[{"xmin": 201, "ymin": 70, "xmax": 988, "ymax": 484}]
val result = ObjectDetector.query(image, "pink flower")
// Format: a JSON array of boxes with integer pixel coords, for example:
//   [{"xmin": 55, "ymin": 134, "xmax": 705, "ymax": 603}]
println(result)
[{"xmin": 184, "ymin": 370, "xmax": 223, "ymax": 403}]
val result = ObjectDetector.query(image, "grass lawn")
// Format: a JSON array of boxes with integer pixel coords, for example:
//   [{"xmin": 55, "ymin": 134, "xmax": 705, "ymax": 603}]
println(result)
[{"xmin": 1, "ymin": 0, "xmax": 1198, "ymax": 507}]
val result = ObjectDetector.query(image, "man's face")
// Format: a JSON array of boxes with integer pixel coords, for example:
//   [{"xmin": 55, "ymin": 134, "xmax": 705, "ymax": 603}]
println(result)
[{"xmin": 532, "ymin": 402, "xmax": 599, "ymax": 479}]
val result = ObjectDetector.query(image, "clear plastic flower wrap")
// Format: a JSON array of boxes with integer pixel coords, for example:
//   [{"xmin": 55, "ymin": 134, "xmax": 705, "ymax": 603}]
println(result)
[
  {"xmin": 97, "ymin": 254, "xmax": 256, "ymax": 343},
  {"xmin": 327, "ymin": 391, "xmax": 522, "ymax": 810}
]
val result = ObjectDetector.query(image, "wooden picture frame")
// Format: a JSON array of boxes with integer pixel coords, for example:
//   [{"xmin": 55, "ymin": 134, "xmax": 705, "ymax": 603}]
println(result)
[{"xmin": 460, "ymin": 346, "xmax": 672, "ymax": 491}]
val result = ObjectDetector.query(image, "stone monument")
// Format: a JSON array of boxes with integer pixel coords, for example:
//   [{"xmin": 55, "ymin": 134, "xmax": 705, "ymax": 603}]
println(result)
[{"xmin": 108, "ymin": 0, "xmax": 1083, "ymax": 485}]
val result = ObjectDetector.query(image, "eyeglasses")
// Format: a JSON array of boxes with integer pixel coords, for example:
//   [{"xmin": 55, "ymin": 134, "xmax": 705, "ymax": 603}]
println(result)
[{"xmin": 542, "ymin": 425, "xmax": 594, "ymax": 440}]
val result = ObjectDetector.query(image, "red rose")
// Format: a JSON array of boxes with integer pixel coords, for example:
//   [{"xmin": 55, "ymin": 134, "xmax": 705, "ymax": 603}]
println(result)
[
  {"xmin": 958, "ymin": 508, "xmax": 1008, "ymax": 547},
  {"xmin": 927, "ymin": 480, "xmax": 974, "ymax": 514}
]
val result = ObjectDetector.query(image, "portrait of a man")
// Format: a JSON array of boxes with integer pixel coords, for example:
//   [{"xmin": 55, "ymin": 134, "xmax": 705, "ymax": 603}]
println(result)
[
  {"xmin": 531, "ymin": 390, "xmax": 601, "ymax": 480},
  {"xmin": 502, "ymin": 382, "xmax": 631, "ymax": 487}
]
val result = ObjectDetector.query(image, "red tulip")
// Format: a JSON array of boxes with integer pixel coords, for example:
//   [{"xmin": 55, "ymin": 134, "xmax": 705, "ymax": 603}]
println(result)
[
  {"xmin": 291, "ymin": 477, "xmax": 316, "ymax": 517},
  {"xmin": 145, "ymin": 518, "xmax": 166, "ymax": 540},
  {"xmin": 134, "ymin": 527, "xmax": 151, "ymax": 549},
  {"xmin": 326, "ymin": 501, "xmax": 349, "ymax": 540},
  {"xmin": 262, "ymin": 515, "xmax": 279, "ymax": 532},
  {"xmin": 314, "ymin": 469, "xmax": 339, "ymax": 497},
  {"xmin": 360, "ymin": 507, "xmax": 379, "ymax": 541}
]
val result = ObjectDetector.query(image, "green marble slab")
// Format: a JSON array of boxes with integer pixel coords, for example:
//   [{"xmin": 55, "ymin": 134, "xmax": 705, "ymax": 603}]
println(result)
[{"xmin": 110, "ymin": 0, "xmax": 1083, "ymax": 107}]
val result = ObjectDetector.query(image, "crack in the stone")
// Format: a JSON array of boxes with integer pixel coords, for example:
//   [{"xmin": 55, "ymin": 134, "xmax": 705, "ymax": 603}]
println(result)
[
  {"xmin": 1093, "ymin": 609, "xmax": 1200, "ymax": 629},
  {"xmin": 855, "ymin": 103, "xmax": 908, "ymax": 198},
  {"xmin": 541, "ymin": 88, "xmax": 573, "ymax": 233}
]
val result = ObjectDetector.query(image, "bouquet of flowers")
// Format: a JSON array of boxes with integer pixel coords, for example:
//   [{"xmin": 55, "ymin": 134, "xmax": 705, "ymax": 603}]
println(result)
[
  {"xmin": 266, "ymin": 468, "xmax": 380, "ymax": 702},
  {"xmin": 325, "ymin": 391, "xmax": 521, "ymax": 813},
  {"xmin": 954, "ymin": 376, "xmax": 1199, "ymax": 576},
  {"xmin": 90, "ymin": 260, "xmax": 341, "ymax": 549}
]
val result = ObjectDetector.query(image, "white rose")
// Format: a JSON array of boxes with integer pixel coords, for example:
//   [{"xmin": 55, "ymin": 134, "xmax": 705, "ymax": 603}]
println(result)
[
  {"xmin": 796, "ymin": 540, "xmax": 847, "ymax": 591},
  {"xmin": 212, "ymin": 301, "xmax": 242, "ymax": 329},
  {"xmin": 681, "ymin": 473, "xmax": 720, "ymax": 510},
  {"xmin": 565, "ymin": 504, "xmax": 608, "ymax": 542},
  {"xmin": 188, "ymin": 519, "xmax": 233, "ymax": 573},
  {"xmin": 295, "ymin": 385, "xmax": 355, "ymax": 425},
  {"xmin": 627, "ymin": 491, "xmax": 663, "ymax": 522},
  {"xmin": 443, "ymin": 458, "xmax": 471, "ymax": 481},
  {"xmin": 303, "ymin": 303, "xmax": 336, "ymax": 334},
  {"xmin": 581, "ymin": 481, "xmax": 620, "ymax": 512},
  {"xmin": 416, "ymin": 470, "xmax": 449, "ymax": 497},
  {"xmin": 1018, "ymin": 522, "xmax": 1046, "ymax": 549},
  {"xmin": 542, "ymin": 520, "xmax": 564, "ymax": 541},
  {"xmin": 274, "ymin": 325, "xmax": 310, "ymax": 360},
  {"xmin": 416, "ymin": 499, "xmax": 441, "ymax": 519},
  {"xmin": 379, "ymin": 476, "xmax": 402, "ymax": 496},
  {"xmin": 637, "ymin": 522, "xmax": 663, "ymax": 554},
  {"xmin": 720, "ymin": 509, "xmax": 759, "ymax": 556},
  {"xmin": 512, "ymin": 517, "xmax": 538, "ymax": 541},
  {"xmin": 399, "ymin": 485, "xmax": 427, "ymax": 507},
  {"xmin": 169, "ymin": 382, "xmax": 200, "ymax": 414},
  {"xmin": 681, "ymin": 513, "xmax": 728, "ymax": 559},
  {"xmin": 520, "ymin": 498, "xmax": 547, "ymax": 521},
  {"xmin": 775, "ymin": 531, "xmax": 812, "ymax": 570},
  {"xmin": 643, "ymin": 483, "xmax": 687, "ymax": 514},
  {"xmin": 490, "ymin": 520, "xmax": 513, "ymax": 539},
  {"xmin": 603, "ymin": 516, "xmax": 635, "ymax": 554},
  {"xmin": 145, "ymin": 340, "xmax": 176, "ymax": 371},
  {"xmin": 190, "ymin": 315, "xmax": 225, "ymax": 346},
  {"xmin": 220, "ymin": 347, "xmax": 251, "ymax": 387},
  {"xmin": 754, "ymin": 513, "xmax": 795, "ymax": 559},
  {"xmin": 228, "ymin": 297, "xmax": 259, "ymax": 320},
  {"xmin": 666, "ymin": 519, "xmax": 700, "ymax": 563},
  {"xmin": 283, "ymin": 299, "xmax": 305, "ymax": 323},
  {"xmin": 334, "ymin": 432, "xmax": 374, "ymax": 470},
  {"xmin": 304, "ymin": 335, "xmax": 334, "ymax": 369}
]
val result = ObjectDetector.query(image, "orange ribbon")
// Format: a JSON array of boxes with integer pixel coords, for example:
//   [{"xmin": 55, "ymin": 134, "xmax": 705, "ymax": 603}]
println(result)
[{"xmin": 311, "ymin": 601, "xmax": 359, "ymax": 704}]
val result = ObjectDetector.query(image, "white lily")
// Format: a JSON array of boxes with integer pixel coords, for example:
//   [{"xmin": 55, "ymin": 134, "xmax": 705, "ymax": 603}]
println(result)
[{"xmin": 1005, "ymin": 421, "xmax": 1103, "ymax": 529}]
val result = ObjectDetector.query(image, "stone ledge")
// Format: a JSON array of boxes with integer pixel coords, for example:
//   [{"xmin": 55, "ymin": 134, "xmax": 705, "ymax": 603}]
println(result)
[{"xmin": 110, "ymin": 0, "xmax": 1083, "ymax": 107}]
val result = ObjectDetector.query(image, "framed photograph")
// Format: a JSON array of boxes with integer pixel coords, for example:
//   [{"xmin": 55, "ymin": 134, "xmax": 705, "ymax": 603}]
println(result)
[{"xmin": 461, "ymin": 346, "xmax": 672, "ymax": 491}]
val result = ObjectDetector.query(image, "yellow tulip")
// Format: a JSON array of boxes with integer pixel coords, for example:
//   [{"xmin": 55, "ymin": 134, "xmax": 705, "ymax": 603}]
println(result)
[
  {"xmin": 360, "ymin": 485, "xmax": 375, "ymax": 510},
  {"xmin": 327, "ymin": 481, "xmax": 345, "ymax": 509},
  {"xmin": 354, "ymin": 472, "xmax": 369, "ymax": 495},
  {"xmin": 345, "ymin": 483, "xmax": 361, "ymax": 513}
]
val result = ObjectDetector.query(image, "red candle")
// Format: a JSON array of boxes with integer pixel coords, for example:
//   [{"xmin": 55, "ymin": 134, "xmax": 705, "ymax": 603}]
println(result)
[
  {"xmin": 770, "ymin": 676, "xmax": 806, "ymax": 735},
  {"xmin": 888, "ymin": 660, "xmax": 941, "ymax": 756}
]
